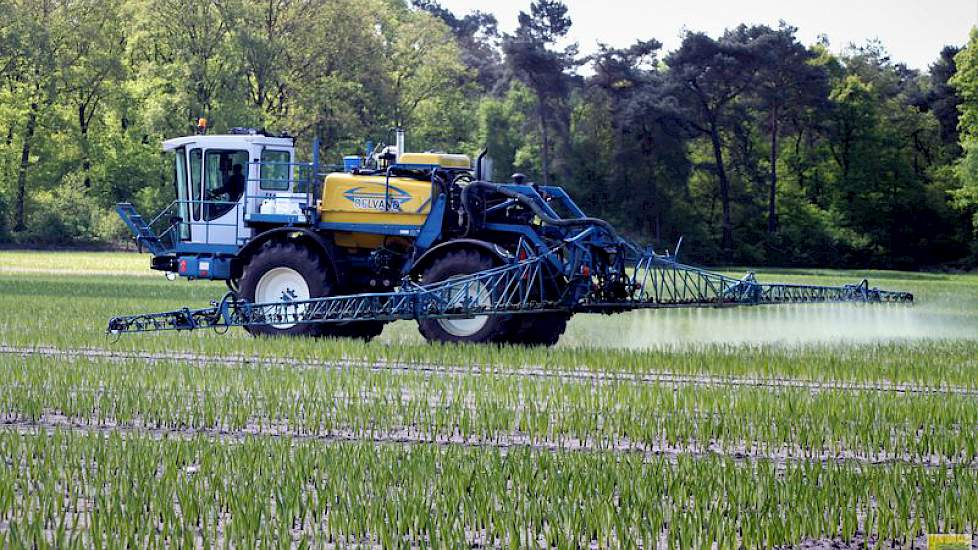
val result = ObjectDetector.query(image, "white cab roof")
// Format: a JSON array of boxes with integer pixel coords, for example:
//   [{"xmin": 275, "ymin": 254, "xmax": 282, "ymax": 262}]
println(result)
[{"xmin": 162, "ymin": 134, "xmax": 295, "ymax": 152}]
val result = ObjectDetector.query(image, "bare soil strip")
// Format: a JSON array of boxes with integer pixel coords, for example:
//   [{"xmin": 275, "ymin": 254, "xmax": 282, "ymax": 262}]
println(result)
[
  {"xmin": 1, "ymin": 344, "xmax": 974, "ymax": 396},
  {"xmin": 1, "ymin": 414, "xmax": 971, "ymax": 469}
]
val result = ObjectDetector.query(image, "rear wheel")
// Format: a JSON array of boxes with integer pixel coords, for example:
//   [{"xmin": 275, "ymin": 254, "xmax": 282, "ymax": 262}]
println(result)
[
  {"xmin": 496, "ymin": 264, "xmax": 569, "ymax": 346},
  {"xmin": 500, "ymin": 312, "xmax": 569, "ymax": 347},
  {"xmin": 417, "ymin": 250, "xmax": 514, "ymax": 344},
  {"xmin": 326, "ymin": 321, "xmax": 386, "ymax": 341},
  {"xmin": 239, "ymin": 241, "xmax": 383, "ymax": 340}
]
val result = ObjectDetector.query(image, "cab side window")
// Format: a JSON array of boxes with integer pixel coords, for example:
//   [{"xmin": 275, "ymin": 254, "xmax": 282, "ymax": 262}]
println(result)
[{"xmin": 260, "ymin": 150, "xmax": 291, "ymax": 191}]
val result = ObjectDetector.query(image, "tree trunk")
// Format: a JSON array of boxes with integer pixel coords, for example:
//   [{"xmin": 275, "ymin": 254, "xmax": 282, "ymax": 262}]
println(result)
[
  {"xmin": 538, "ymin": 103, "xmax": 550, "ymax": 185},
  {"xmin": 767, "ymin": 108, "xmax": 779, "ymax": 234},
  {"xmin": 708, "ymin": 122, "xmax": 733, "ymax": 254},
  {"xmin": 79, "ymin": 104, "xmax": 92, "ymax": 188},
  {"xmin": 2, "ymin": 126, "xmax": 13, "ymax": 176},
  {"xmin": 14, "ymin": 105, "xmax": 38, "ymax": 232}
]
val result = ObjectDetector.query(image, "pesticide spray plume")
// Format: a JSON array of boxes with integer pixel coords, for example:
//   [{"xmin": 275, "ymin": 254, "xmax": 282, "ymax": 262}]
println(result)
[{"xmin": 565, "ymin": 297, "xmax": 974, "ymax": 350}]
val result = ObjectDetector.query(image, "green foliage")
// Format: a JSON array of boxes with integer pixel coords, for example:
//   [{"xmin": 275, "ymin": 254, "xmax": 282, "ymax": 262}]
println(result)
[
  {"xmin": 477, "ymin": 83, "xmax": 538, "ymax": 181},
  {"xmin": 953, "ymin": 29, "xmax": 978, "ymax": 142},
  {"xmin": 0, "ymin": 0, "xmax": 972, "ymax": 268},
  {"xmin": 952, "ymin": 30, "xmax": 978, "ymax": 257},
  {"xmin": 17, "ymin": 177, "xmax": 103, "ymax": 245},
  {"xmin": 953, "ymin": 139, "xmax": 978, "ymax": 229}
]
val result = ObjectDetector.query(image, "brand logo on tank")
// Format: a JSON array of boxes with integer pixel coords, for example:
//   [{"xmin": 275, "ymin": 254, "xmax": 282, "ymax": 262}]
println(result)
[{"xmin": 344, "ymin": 186, "xmax": 411, "ymax": 211}]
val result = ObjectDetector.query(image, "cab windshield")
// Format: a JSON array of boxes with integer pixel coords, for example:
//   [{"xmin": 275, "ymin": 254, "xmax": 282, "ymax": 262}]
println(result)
[{"xmin": 172, "ymin": 147, "xmax": 189, "ymax": 240}]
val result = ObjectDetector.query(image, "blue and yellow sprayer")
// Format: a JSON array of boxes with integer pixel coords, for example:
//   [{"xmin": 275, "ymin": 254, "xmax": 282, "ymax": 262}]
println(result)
[{"xmin": 109, "ymin": 125, "xmax": 912, "ymax": 346}]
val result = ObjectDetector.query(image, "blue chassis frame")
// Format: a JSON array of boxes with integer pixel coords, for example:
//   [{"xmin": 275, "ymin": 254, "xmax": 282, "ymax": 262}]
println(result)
[{"xmin": 117, "ymin": 155, "xmax": 624, "ymax": 286}]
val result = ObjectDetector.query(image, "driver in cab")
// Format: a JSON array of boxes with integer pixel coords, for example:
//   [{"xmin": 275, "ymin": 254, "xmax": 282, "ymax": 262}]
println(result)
[{"xmin": 211, "ymin": 163, "xmax": 245, "ymax": 200}]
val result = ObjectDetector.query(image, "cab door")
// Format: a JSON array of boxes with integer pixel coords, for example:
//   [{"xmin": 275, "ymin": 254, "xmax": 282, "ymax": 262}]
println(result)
[{"xmin": 187, "ymin": 146, "xmax": 253, "ymax": 246}]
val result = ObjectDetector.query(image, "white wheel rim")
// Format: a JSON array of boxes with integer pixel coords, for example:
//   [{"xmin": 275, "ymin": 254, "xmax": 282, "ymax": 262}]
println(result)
[
  {"xmin": 255, "ymin": 267, "xmax": 310, "ymax": 330},
  {"xmin": 437, "ymin": 277, "xmax": 491, "ymax": 337}
]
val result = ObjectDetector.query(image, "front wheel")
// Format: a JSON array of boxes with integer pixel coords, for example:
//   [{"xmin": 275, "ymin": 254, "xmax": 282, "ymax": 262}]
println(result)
[
  {"xmin": 238, "ymin": 241, "xmax": 384, "ymax": 340},
  {"xmin": 239, "ymin": 242, "xmax": 330, "ymax": 337}
]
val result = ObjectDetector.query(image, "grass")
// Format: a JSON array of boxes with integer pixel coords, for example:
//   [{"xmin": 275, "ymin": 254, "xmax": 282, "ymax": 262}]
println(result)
[
  {"xmin": 0, "ymin": 249, "xmax": 149, "ymax": 275},
  {"xmin": 0, "ymin": 250, "xmax": 977, "ymax": 547},
  {"xmin": 2, "ymin": 251, "xmax": 977, "ymax": 353}
]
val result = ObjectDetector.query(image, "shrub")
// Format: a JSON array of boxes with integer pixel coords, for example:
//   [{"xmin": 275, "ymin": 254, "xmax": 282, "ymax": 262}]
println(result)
[{"xmin": 19, "ymin": 175, "xmax": 101, "ymax": 246}]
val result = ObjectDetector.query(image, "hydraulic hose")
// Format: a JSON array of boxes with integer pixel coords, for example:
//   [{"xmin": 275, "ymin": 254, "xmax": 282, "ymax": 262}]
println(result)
[{"xmin": 461, "ymin": 180, "xmax": 622, "ymax": 242}]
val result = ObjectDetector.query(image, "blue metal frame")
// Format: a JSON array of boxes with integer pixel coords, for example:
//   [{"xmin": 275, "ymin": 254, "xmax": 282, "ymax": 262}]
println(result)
[
  {"xmin": 116, "ymin": 203, "xmax": 168, "ymax": 256},
  {"xmin": 414, "ymin": 194, "xmax": 446, "ymax": 250},
  {"xmin": 119, "ymin": 163, "xmax": 654, "ymax": 285},
  {"xmin": 317, "ymin": 222, "xmax": 422, "ymax": 237},
  {"xmin": 245, "ymin": 213, "xmax": 307, "ymax": 225}
]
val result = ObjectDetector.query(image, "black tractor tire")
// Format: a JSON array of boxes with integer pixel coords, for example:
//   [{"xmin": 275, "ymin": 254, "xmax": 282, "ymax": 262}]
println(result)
[
  {"xmin": 417, "ymin": 249, "xmax": 514, "ymax": 345},
  {"xmin": 239, "ymin": 241, "xmax": 384, "ymax": 341},
  {"xmin": 239, "ymin": 241, "xmax": 330, "ymax": 338},
  {"xmin": 326, "ymin": 321, "xmax": 386, "ymax": 341},
  {"xmin": 500, "ymin": 312, "xmax": 569, "ymax": 347}
]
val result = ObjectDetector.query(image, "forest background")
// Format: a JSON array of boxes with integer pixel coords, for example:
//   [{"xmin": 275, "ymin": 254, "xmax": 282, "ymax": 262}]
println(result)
[{"xmin": 3, "ymin": 0, "xmax": 978, "ymax": 269}]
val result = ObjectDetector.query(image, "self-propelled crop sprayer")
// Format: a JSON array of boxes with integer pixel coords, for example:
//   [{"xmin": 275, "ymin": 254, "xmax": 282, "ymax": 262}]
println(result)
[{"xmin": 108, "ymin": 126, "xmax": 913, "ymax": 346}]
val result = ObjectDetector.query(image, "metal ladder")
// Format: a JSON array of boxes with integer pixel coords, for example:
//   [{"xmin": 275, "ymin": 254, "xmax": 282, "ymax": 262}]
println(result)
[{"xmin": 116, "ymin": 203, "xmax": 167, "ymax": 256}]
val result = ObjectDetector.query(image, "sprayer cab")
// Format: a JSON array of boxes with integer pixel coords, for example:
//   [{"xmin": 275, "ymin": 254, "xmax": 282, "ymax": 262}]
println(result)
[{"xmin": 121, "ymin": 130, "xmax": 307, "ymax": 266}]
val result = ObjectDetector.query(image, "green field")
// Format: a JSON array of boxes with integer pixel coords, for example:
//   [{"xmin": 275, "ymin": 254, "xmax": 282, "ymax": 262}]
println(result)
[{"xmin": 1, "ymin": 251, "xmax": 977, "ymax": 548}]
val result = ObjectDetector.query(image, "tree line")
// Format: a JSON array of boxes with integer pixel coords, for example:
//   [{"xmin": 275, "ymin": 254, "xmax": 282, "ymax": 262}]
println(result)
[{"xmin": 1, "ymin": 0, "xmax": 977, "ymax": 269}]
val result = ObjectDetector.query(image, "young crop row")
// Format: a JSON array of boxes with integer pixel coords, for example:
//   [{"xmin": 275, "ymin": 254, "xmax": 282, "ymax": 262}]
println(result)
[
  {"xmin": 0, "ymin": 429, "xmax": 973, "ymax": 549},
  {"xmin": 4, "ymin": 269, "xmax": 978, "ymax": 388},
  {"xmin": 19, "ymin": 336, "xmax": 978, "ymax": 389},
  {"xmin": 7, "ymin": 345, "xmax": 978, "ymax": 397},
  {"xmin": 3, "ymin": 356, "xmax": 977, "ymax": 465}
]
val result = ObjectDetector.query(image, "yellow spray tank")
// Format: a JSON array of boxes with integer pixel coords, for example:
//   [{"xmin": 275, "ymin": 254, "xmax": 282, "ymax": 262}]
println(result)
[{"xmin": 318, "ymin": 152, "xmax": 470, "ymax": 249}]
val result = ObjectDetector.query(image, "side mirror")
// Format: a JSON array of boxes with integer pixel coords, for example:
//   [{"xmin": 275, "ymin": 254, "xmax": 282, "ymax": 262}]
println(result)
[{"xmin": 169, "ymin": 216, "xmax": 183, "ymax": 226}]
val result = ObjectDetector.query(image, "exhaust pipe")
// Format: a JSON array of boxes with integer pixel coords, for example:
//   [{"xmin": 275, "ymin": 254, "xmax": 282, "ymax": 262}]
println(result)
[{"xmin": 395, "ymin": 128, "xmax": 405, "ymax": 163}]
